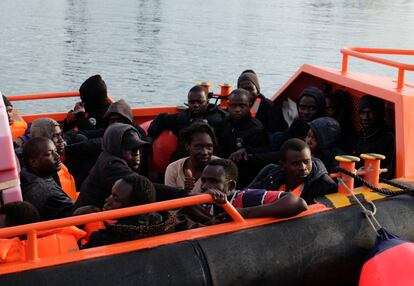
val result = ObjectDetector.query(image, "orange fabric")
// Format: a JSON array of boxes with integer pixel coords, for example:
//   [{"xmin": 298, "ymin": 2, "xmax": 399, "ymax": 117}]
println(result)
[
  {"xmin": 10, "ymin": 112, "xmax": 27, "ymax": 139},
  {"xmin": 249, "ymin": 97, "xmax": 261, "ymax": 118},
  {"xmin": 0, "ymin": 226, "xmax": 85, "ymax": 264},
  {"xmin": 58, "ymin": 163, "xmax": 78, "ymax": 201},
  {"xmin": 277, "ymin": 184, "xmax": 304, "ymax": 197},
  {"xmin": 82, "ymin": 220, "xmax": 116, "ymax": 245}
]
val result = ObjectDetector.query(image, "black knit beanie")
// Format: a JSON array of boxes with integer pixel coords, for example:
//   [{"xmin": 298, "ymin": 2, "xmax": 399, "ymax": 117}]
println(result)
[
  {"xmin": 79, "ymin": 74, "xmax": 108, "ymax": 108},
  {"xmin": 2, "ymin": 94, "xmax": 12, "ymax": 108},
  {"xmin": 237, "ymin": 70, "xmax": 260, "ymax": 93}
]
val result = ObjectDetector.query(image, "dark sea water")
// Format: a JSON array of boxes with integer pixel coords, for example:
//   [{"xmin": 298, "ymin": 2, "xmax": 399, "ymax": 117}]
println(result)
[{"xmin": 1, "ymin": 0, "xmax": 414, "ymax": 113}]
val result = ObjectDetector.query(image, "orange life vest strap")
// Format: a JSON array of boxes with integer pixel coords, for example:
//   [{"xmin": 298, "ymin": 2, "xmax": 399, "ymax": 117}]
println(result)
[{"xmin": 250, "ymin": 98, "xmax": 261, "ymax": 118}]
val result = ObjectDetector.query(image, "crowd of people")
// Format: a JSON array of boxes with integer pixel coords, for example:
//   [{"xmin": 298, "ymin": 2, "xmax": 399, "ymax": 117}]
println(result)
[{"xmin": 0, "ymin": 70, "xmax": 396, "ymax": 248}]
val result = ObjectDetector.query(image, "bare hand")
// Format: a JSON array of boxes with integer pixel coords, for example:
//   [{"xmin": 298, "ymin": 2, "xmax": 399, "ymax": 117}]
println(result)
[
  {"xmin": 184, "ymin": 169, "xmax": 195, "ymax": 190},
  {"xmin": 229, "ymin": 148, "xmax": 248, "ymax": 162},
  {"xmin": 205, "ymin": 188, "xmax": 227, "ymax": 204},
  {"xmin": 74, "ymin": 102, "xmax": 86, "ymax": 114}
]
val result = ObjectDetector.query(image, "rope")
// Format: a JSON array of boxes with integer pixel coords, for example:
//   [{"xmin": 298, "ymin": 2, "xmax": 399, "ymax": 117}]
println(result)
[
  {"xmin": 337, "ymin": 178, "xmax": 382, "ymax": 236},
  {"xmin": 333, "ymin": 167, "xmax": 414, "ymax": 196}
]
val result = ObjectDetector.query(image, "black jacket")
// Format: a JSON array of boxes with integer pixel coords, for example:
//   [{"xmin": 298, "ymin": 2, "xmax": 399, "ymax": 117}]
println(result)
[
  {"xmin": 148, "ymin": 104, "xmax": 228, "ymax": 160},
  {"xmin": 216, "ymin": 115, "xmax": 269, "ymax": 158},
  {"xmin": 76, "ymin": 123, "xmax": 187, "ymax": 209},
  {"xmin": 255, "ymin": 94, "xmax": 288, "ymax": 133},
  {"xmin": 247, "ymin": 158, "xmax": 337, "ymax": 204},
  {"xmin": 20, "ymin": 169, "xmax": 74, "ymax": 220},
  {"xmin": 355, "ymin": 122, "xmax": 395, "ymax": 179}
]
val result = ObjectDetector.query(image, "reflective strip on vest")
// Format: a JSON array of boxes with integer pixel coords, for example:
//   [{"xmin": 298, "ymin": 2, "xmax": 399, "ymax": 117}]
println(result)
[{"xmin": 250, "ymin": 98, "xmax": 261, "ymax": 118}]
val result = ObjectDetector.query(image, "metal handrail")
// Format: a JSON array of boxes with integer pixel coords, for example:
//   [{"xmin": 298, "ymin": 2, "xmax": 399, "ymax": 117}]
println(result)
[
  {"xmin": 7, "ymin": 92, "xmax": 80, "ymax": 101},
  {"xmin": 0, "ymin": 194, "xmax": 244, "ymax": 261},
  {"xmin": 341, "ymin": 47, "xmax": 414, "ymax": 90}
]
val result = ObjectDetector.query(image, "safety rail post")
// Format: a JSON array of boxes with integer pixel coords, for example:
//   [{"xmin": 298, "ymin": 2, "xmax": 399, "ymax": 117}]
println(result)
[
  {"xmin": 219, "ymin": 83, "xmax": 232, "ymax": 109},
  {"xmin": 222, "ymin": 202, "xmax": 245, "ymax": 223},
  {"xmin": 335, "ymin": 155, "xmax": 361, "ymax": 195},
  {"xmin": 397, "ymin": 68, "xmax": 405, "ymax": 90},
  {"xmin": 360, "ymin": 153, "xmax": 386, "ymax": 189},
  {"xmin": 341, "ymin": 54, "xmax": 349, "ymax": 74},
  {"xmin": 27, "ymin": 230, "xmax": 39, "ymax": 262}
]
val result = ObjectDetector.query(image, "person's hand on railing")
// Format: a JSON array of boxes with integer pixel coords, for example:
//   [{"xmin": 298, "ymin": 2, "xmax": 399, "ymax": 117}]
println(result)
[{"xmin": 204, "ymin": 189, "xmax": 227, "ymax": 205}]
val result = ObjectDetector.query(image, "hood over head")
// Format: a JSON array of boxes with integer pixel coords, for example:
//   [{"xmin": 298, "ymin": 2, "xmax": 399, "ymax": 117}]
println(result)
[
  {"xmin": 308, "ymin": 117, "xmax": 341, "ymax": 150},
  {"xmin": 358, "ymin": 95, "xmax": 385, "ymax": 119},
  {"xmin": 103, "ymin": 99, "xmax": 133, "ymax": 125},
  {"xmin": 30, "ymin": 118, "xmax": 60, "ymax": 139},
  {"xmin": 103, "ymin": 123, "xmax": 149, "ymax": 157},
  {"xmin": 79, "ymin": 74, "xmax": 108, "ymax": 111},
  {"xmin": 297, "ymin": 86, "xmax": 326, "ymax": 118},
  {"xmin": 237, "ymin": 69, "xmax": 260, "ymax": 93}
]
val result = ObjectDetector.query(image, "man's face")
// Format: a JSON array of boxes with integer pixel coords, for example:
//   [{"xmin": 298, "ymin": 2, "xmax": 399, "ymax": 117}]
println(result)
[
  {"xmin": 121, "ymin": 148, "xmax": 141, "ymax": 171},
  {"xmin": 359, "ymin": 107, "xmax": 378, "ymax": 131},
  {"xmin": 6, "ymin": 106, "xmax": 13, "ymax": 126},
  {"xmin": 281, "ymin": 148, "xmax": 312, "ymax": 186},
  {"xmin": 305, "ymin": 129, "xmax": 318, "ymax": 154},
  {"xmin": 30, "ymin": 141, "xmax": 62, "ymax": 177},
  {"xmin": 238, "ymin": 81, "xmax": 258, "ymax": 99},
  {"xmin": 228, "ymin": 94, "xmax": 250, "ymax": 122},
  {"xmin": 51, "ymin": 125, "xmax": 65, "ymax": 156},
  {"xmin": 103, "ymin": 179, "xmax": 133, "ymax": 211},
  {"xmin": 186, "ymin": 133, "xmax": 213, "ymax": 166},
  {"xmin": 188, "ymin": 91, "xmax": 208, "ymax": 116},
  {"xmin": 200, "ymin": 165, "xmax": 230, "ymax": 195},
  {"xmin": 298, "ymin": 95, "xmax": 318, "ymax": 122}
]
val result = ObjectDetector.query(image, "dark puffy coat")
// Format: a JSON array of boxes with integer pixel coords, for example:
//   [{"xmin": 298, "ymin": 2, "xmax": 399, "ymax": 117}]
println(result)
[
  {"xmin": 255, "ymin": 94, "xmax": 288, "ymax": 133},
  {"xmin": 247, "ymin": 158, "xmax": 337, "ymax": 204},
  {"xmin": 20, "ymin": 169, "xmax": 74, "ymax": 221}
]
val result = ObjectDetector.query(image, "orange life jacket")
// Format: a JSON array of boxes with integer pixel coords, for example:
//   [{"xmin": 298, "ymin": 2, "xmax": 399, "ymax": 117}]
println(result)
[
  {"xmin": 58, "ymin": 163, "xmax": 78, "ymax": 201},
  {"xmin": 277, "ymin": 183, "xmax": 304, "ymax": 197},
  {"xmin": 250, "ymin": 97, "xmax": 261, "ymax": 118},
  {"xmin": 0, "ymin": 226, "xmax": 86, "ymax": 264},
  {"xmin": 10, "ymin": 111, "xmax": 27, "ymax": 140}
]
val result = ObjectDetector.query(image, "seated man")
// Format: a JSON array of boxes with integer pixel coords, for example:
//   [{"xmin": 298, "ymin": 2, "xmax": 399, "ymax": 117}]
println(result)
[
  {"xmin": 248, "ymin": 138, "xmax": 337, "ymax": 204},
  {"xmin": 63, "ymin": 74, "xmax": 111, "ymax": 132},
  {"xmin": 165, "ymin": 122, "xmax": 220, "ymax": 192},
  {"xmin": 192, "ymin": 159, "xmax": 307, "ymax": 222},
  {"xmin": 148, "ymin": 85, "xmax": 228, "ymax": 161},
  {"xmin": 20, "ymin": 137, "xmax": 75, "ymax": 220},
  {"xmin": 75, "ymin": 123, "xmax": 188, "ymax": 209},
  {"xmin": 30, "ymin": 118, "xmax": 77, "ymax": 200},
  {"xmin": 305, "ymin": 117, "xmax": 343, "ymax": 173},
  {"xmin": 296, "ymin": 86, "xmax": 326, "ymax": 123},
  {"xmin": 355, "ymin": 95, "xmax": 395, "ymax": 178},
  {"xmin": 216, "ymin": 88, "xmax": 268, "ymax": 188},
  {"xmin": 237, "ymin": 69, "xmax": 287, "ymax": 134},
  {"xmin": 82, "ymin": 173, "xmax": 175, "ymax": 248},
  {"xmin": 0, "ymin": 201, "xmax": 40, "ymax": 228}
]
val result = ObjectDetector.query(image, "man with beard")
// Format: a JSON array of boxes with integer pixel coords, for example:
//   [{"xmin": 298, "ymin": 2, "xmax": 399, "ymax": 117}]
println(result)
[
  {"xmin": 248, "ymin": 138, "xmax": 337, "ymax": 204},
  {"xmin": 20, "ymin": 137, "xmax": 74, "ymax": 221}
]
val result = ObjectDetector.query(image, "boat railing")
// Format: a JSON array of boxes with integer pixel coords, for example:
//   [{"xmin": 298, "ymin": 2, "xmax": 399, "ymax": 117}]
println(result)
[
  {"xmin": 0, "ymin": 194, "xmax": 244, "ymax": 261},
  {"xmin": 341, "ymin": 47, "xmax": 414, "ymax": 90}
]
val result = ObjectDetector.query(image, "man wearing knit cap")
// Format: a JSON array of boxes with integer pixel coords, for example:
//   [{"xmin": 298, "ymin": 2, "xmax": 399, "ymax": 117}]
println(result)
[
  {"xmin": 355, "ymin": 95, "xmax": 395, "ymax": 178},
  {"xmin": 30, "ymin": 118, "xmax": 78, "ymax": 200},
  {"xmin": 237, "ymin": 70, "xmax": 288, "ymax": 134},
  {"xmin": 2, "ymin": 93, "xmax": 13, "ymax": 126},
  {"xmin": 63, "ymin": 74, "xmax": 111, "ymax": 132}
]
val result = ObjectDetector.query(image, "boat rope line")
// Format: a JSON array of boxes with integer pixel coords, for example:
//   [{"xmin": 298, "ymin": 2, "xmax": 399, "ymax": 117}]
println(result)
[
  {"xmin": 337, "ymin": 177, "xmax": 383, "ymax": 236},
  {"xmin": 333, "ymin": 167, "xmax": 414, "ymax": 196}
]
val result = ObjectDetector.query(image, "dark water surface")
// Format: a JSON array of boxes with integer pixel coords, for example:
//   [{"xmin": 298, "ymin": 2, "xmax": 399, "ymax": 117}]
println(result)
[{"xmin": 1, "ymin": 0, "xmax": 414, "ymax": 113}]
